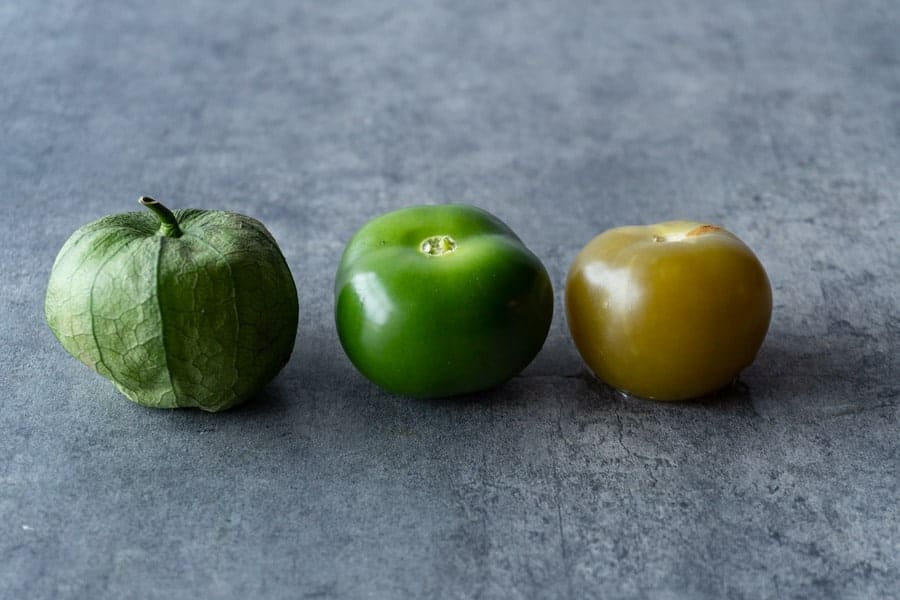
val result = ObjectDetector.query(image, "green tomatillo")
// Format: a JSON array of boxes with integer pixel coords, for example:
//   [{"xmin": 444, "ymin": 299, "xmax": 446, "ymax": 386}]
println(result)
[
  {"xmin": 45, "ymin": 197, "xmax": 299, "ymax": 412},
  {"xmin": 334, "ymin": 204, "xmax": 553, "ymax": 398}
]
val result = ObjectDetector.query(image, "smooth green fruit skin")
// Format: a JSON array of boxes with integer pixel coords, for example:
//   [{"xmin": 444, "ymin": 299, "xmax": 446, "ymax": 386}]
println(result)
[
  {"xmin": 335, "ymin": 204, "xmax": 553, "ymax": 398},
  {"xmin": 45, "ymin": 208, "xmax": 299, "ymax": 412}
]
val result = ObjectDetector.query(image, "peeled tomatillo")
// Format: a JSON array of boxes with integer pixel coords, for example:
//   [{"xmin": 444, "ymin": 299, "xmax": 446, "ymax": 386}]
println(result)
[
  {"xmin": 565, "ymin": 221, "xmax": 772, "ymax": 401},
  {"xmin": 45, "ymin": 197, "xmax": 299, "ymax": 412},
  {"xmin": 334, "ymin": 204, "xmax": 553, "ymax": 398}
]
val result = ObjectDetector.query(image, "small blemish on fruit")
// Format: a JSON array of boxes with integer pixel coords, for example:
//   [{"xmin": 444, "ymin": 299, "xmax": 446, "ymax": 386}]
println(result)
[{"xmin": 686, "ymin": 224, "xmax": 722, "ymax": 237}]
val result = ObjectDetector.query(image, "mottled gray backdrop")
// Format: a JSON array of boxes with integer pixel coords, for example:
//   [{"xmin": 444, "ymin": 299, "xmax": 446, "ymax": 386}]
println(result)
[{"xmin": 2, "ymin": 1, "xmax": 898, "ymax": 598}]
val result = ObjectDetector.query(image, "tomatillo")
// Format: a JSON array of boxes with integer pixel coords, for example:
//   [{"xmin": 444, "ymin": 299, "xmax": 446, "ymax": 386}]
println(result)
[
  {"xmin": 335, "ymin": 204, "xmax": 553, "ymax": 398},
  {"xmin": 565, "ymin": 221, "xmax": 772, "ymax": 401},
  {"xmin": 45, "ymin": 197, "xmax": 299, "ymax": 412}
]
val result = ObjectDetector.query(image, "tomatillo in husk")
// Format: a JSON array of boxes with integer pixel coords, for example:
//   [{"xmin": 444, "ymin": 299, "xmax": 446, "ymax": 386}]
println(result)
[
  {"xmin": 45, "ymin": 197, "xmax": 299, "ymax": 412},
  {"xmin": 335, "ymin": 204, "xmax": 553, "ymax": 398}
]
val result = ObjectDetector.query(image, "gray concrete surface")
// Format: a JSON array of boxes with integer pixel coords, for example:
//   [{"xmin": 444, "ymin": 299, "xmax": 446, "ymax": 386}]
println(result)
[{"xmin": 2, "ymin": 1, "xmax": 899, "ymax": 598}]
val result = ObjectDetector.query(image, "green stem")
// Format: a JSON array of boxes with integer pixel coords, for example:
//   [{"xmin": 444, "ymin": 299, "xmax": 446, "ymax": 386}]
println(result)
[{"xmin": 139, "ymin": 196, "xmax": 183, "ymax": 238}]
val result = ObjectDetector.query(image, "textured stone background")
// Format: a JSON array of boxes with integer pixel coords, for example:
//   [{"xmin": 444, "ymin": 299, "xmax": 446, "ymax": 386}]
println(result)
[{"xmin": 2, "ymin": 1, "xmax": 899, "ymax": 598}]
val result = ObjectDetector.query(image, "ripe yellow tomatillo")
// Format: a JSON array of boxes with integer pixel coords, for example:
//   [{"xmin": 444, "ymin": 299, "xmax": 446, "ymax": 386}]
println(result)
[{"xmin": 565, "ymin": 221, "xmax": 772, "ymax": 401}]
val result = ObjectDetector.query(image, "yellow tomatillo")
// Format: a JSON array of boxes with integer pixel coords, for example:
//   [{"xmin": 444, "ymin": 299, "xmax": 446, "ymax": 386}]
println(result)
[{"xmin": 565, "ymin": 221, "xmax": 772, "ymax": 401}]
